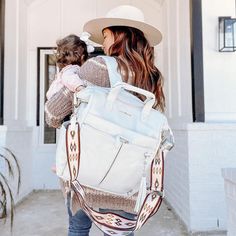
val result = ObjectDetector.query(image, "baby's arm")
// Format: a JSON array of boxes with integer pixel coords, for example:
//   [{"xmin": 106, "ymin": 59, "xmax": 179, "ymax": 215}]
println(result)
[
  {"xmin": 61, "ymin": 65, "xmax": 85, "ymax": 92},
  {"xmin": 46, "ymin": 78, "xmax": 63, "ymax": 100}
]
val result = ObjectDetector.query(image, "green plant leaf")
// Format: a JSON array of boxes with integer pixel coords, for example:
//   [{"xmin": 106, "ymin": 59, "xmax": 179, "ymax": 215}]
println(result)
[
  {"xmin": 1, "ymin": 147, "xmax": 21, "ymax": 194},
  {"xmin": 0, "ymin": 172, "xmax": 15, "ymax": 230},
  {"xmin": 0, "ymin": 147, "xmax": 21, "ymax": 231}
]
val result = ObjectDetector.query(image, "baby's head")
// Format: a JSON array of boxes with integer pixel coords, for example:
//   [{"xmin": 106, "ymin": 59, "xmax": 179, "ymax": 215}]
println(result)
[{"xmin": 56, "ymin": 34, "xmax": 88, "ymax": 70}]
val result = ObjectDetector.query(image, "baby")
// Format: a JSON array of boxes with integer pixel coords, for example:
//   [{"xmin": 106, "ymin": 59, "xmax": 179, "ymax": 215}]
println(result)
[{"xmin": 46, "ymin": 33, "xmax": 94, "ymax": 99}]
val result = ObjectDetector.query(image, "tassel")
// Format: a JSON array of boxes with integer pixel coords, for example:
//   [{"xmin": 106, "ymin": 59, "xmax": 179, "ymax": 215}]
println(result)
[
  {"xmin": 65, "ymin": 181, "xmax": 71, "ymax": 194},
  {"xmin": 134, "ymin": 176, "xmax": 147, "ymax": 213},
  {"xmin": 134, "ymin": 153, "xmax": 150, "ymax": 213},
  {"xmin": 70, "ymin": 190, "xmax": 74, "ymax": 210}
]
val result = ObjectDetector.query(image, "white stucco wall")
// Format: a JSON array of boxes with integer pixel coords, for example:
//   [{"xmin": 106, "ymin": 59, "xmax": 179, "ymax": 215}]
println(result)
[
  {"xmin": 158, "ymin": 2, "xmax": 194, "ymax": 228},
  {"xmin": 4, "ymin": 0, "xmax": 33, "ymax": 201},
  {"xmin": 162, "ymin": 0, "xmax": 192, "ymax": 229},
  {"xmin": 0, "ymin": 126, "xmax": 7, "ymax": 176},
  {"xmin": 188, "ymin": 124, "xmax": 236, "ymax": 231},
  {"xmin": 202, "ymin": 0, "xmax": 236, "ymax": 122},
  {"xmin": 166, "ymin": 122, "xmax": 236, "ymax": 232},
  {"xmin": 161, "ymin": 0, "xmax": 192, "ymax": 124},
  {"xmin": 222, "ymin": 168, "xmax": 236, "ymax": 236},
  {"xmin": 188, "ymin": 0, "xmax": 236, "ymax": 231}
]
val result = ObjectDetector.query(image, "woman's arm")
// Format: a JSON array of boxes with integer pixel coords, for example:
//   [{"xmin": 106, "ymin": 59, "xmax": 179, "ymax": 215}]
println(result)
[
  {"xmin": 78, "ymin": 57, "xmax": 110, "ymax": 87},
  {"xmin": 45, "ymin": 87, "xmax": 73, "ymax": 128}
]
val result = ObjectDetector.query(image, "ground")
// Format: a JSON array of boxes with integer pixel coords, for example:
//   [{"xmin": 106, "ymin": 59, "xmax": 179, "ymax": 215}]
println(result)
[{"xmin": 0, "ymin": 191, "xmax": 227, "ymax": 236}]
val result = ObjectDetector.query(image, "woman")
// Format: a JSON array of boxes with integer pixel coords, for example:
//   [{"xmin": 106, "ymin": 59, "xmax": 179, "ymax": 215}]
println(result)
[{"xmin": 45, "ymin": 5, "xmax": 165, "ymax": 236}]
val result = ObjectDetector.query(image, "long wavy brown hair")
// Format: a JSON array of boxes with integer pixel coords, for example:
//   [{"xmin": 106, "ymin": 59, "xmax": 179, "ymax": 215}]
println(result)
[
  {"xmin": 56, "ymin": 34, "xmax": 88, "ymax": 70},
  {"xmin": 106, "ymin": 26, "xmax": 165, "ymax": 112}
]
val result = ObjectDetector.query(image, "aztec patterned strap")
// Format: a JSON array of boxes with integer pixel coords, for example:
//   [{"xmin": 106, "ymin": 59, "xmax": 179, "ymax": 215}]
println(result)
[
  {"xmin": 66, "ymin": 122, "xmax": 80, "ymax": 181},
  {"xmin": 66, "ymin": 123, "xmax": 165, "ymax": 236}
]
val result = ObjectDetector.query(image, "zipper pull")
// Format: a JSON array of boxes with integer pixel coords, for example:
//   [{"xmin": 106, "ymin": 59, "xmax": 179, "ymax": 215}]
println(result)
[{"xmin": 115, "ymin": 136, "xmax": 128, "ymax": 147}]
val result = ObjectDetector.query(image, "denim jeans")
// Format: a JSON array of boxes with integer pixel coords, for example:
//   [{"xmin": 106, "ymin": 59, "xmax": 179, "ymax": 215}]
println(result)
[{"xmin": 67, "ymin": 195, "xmax": 135, "ymax": 236}]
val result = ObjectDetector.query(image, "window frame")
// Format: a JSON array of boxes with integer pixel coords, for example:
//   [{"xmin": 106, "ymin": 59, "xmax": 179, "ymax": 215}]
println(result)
[{"xmin": 37, "ymin": 47, "xmax": 57, "ymax": 145}]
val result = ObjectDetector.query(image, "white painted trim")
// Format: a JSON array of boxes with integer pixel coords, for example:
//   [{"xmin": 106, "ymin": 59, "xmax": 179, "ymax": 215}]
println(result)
[
  {"xmin": 27, "ymin": 0, "xmax": 48, "ymax": 9},
  {"xmin": 176, "ymin": 0, "xmax": 181, "ymax": 117},
  {"xmin": 205, "ymin": 112, "xmax": 236, "ymax": 123},
  {"xmin": 14, "ymin": 0, "xmax": 20, "ymax": 120},
  {"xmin": 169, "ymin": 121, "xmax": 236, "ymax": 130},
  {"xmin": 59, "ymin": 0, "xmax": 63, "ymax": 37},
  {"xmin": 0, "ymin": 126, "xmax": 8, "ymax": 175},
  {"xmin": 0, "ymin": 126, "xmax": 7, "ymax": 132},
  {"xmin": 24, "ymin": 0, "xmax": 37, "ymax": 6},
  {"xmin": 222, "ymin": 168, "xmax": 236, "ymax": 183},
  {"xmin": 156, "ymin": 0, "xmax": 165, "ymax": 5},
  {"xmin": 166, "ymin": 0, "xmax": 172, "ymax": 118},
  {"xmin": 151, "ymin": 0, "xmax": 166, "ymax": 8},
  {"xmin": 5, "ymin": 126, "xmax": 33, "ymax": 132}
]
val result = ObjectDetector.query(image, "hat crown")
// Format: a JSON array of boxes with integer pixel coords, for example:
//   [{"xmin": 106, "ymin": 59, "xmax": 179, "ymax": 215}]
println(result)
[{"xmin": 106, "ymin": 5, "xmax": 145, "ymax": 23}]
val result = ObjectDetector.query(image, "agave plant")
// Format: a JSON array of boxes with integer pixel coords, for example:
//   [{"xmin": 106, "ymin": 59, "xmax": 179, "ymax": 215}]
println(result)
[{"xmin": 0, "ymin": 147, "xmax": 21, "ymax": 229}]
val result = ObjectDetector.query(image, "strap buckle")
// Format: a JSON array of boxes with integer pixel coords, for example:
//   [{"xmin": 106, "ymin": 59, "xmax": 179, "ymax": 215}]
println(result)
[
  {"xmin": 160, "ymin": 129, "xmax": 174, "ymax": 151},
  {"xmin": 73, "ymin": 94, "xmax": 81, "ymax": 108},
  {"xmin": 156, "ymin": 190, "xmax": 165, "ymax": 198}
]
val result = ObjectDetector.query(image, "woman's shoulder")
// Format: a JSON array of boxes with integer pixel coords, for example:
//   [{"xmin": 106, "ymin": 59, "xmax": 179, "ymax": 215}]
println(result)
[
  {"xmin": 83, "ymin": 56, "xmax": 107, "ymax": 69},
  {"xmin": 79, "ymin": 56, "xmax": 111, "ymax": 87}
]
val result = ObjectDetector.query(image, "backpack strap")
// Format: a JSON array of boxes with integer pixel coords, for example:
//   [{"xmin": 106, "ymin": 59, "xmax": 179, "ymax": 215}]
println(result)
[{"xmin": 98, "ymin": 56, "xmax": 122, "ymax": 87}]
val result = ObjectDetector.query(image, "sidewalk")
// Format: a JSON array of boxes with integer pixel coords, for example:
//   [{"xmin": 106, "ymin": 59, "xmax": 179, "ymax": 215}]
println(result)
[{"xmin": 0, "ymin": 191, "xmax": 226, "ymax": 236}]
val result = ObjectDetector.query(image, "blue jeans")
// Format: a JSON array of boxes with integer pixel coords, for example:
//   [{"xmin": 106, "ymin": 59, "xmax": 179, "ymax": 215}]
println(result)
[{"xmin": 67, "ymin": 195, "xmax": 135, "ymax": 236}]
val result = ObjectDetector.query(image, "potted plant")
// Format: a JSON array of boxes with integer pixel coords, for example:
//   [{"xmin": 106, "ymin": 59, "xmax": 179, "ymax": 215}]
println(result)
[{"xmin": 0, "ymin": 147, "xmax": 21, "ymax": 229}]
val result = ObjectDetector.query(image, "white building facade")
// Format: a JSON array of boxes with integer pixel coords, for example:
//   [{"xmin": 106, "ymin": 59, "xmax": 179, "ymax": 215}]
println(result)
[{"xmin": 0, "ymin": 0, "xmax": 235, "ymax": 233}]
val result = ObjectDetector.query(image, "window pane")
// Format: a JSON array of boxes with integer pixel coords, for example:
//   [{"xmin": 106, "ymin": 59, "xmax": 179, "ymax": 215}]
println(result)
[{"xmin": 44, "ymin": 54, "xmax": 57, "ymax": 144}]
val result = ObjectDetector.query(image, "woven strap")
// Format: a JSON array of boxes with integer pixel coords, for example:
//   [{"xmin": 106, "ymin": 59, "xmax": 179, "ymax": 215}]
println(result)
[{"xmin": 66, "ymin": 123, "xmax": 165, "ymax": 236}]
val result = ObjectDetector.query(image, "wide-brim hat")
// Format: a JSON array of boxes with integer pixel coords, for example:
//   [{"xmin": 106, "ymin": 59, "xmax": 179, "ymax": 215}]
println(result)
[{"xmin": 83, "ymin": 5, "xmax": 162, "ymax": 46}]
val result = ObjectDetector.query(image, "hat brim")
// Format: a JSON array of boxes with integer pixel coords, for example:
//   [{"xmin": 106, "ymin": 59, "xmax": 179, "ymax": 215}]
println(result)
[{"xmin": 83, "ymin": 18, "xmax": 162, "ymax": 46}]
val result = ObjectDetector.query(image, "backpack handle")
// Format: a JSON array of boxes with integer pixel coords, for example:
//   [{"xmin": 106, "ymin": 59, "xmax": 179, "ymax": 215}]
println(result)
[{"xmin": 107, "ymin": 82, "xmax": 156, "ymax": 120}]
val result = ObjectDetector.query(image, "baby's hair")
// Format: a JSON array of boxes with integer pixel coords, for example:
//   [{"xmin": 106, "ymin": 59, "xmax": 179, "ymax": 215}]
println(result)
[{"xmin": 56, "ymin": 34, "xmax": 88, "ymax": 70}]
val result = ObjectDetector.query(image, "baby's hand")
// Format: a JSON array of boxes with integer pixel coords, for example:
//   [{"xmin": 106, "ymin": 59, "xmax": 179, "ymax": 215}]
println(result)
[{"xmin": 75, "ymin": 85, "xmax": 86, "ymax": 92}]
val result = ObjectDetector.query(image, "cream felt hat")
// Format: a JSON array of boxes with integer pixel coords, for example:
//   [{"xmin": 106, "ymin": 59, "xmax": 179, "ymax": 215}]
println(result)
[{"xmin": 83, "ymin": 5, "xmax": 162, "ymax": 46}]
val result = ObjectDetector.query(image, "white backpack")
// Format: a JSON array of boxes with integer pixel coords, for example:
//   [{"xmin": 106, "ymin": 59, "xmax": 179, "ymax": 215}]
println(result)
[{"xmin": 56, "ymin": 56, "xmax": 174, "ymax": 236}]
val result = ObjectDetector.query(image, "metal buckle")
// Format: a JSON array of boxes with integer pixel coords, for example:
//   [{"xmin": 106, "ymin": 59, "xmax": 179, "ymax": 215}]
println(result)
[
  {"xmin": 156, "ymin": 190, "xmax": 165, "ymax": 198},
  {"xmin": 160, "ymin": 129, "xmax": 174, "ymax": 151}
]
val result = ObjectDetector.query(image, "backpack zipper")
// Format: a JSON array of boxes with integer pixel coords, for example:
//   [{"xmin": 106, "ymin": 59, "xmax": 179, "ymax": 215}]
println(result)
[{"xmin": 99, "ymin": 137, "xmax": 128, "ymax": 185}]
